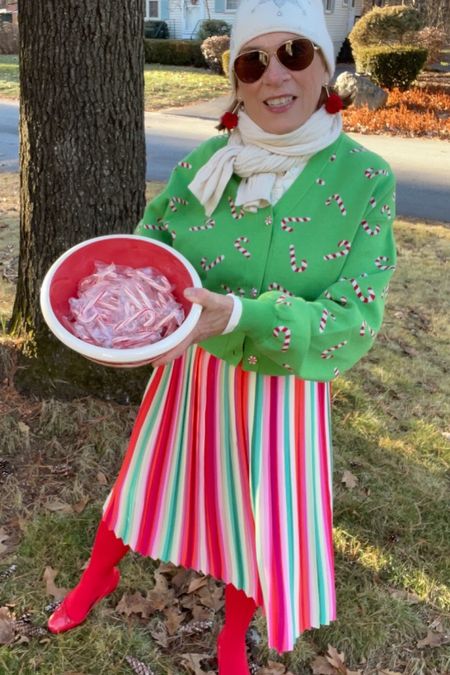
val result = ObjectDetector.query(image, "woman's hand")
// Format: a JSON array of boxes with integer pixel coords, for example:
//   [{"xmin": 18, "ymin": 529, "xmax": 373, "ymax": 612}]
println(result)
[{"xmin": 150, "ymin": 288, "xmax": 233, "ymax": 367}]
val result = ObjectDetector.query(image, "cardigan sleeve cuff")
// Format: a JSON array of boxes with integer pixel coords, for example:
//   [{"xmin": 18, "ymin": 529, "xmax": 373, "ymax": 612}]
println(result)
[{"xmin": 220, "ymin": 294, "xmax": 243, "ymax": 335}]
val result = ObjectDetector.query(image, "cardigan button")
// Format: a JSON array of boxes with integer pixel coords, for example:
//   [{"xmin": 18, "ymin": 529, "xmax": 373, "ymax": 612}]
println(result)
[{"xmin": 250, "ymin": 288, "xmax": 258, "ymax": 297}]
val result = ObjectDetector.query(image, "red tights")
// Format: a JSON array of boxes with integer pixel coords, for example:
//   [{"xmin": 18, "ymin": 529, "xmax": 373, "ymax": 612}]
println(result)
[{"xmin": 67, "ymin": 520, "xmax": 257, "ymax": 672}]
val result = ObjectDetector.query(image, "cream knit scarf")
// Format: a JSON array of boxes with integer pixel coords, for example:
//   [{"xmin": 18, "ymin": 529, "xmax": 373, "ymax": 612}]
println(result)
[{"xmin": 189, "ymin": 106, "xmax": 342, "ymax": 216}]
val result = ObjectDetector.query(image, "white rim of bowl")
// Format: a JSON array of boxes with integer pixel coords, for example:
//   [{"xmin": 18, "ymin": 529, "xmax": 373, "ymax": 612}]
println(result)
[{"xmin": 40, "ymin": 234, "xmax": 203, "ymax": 364}]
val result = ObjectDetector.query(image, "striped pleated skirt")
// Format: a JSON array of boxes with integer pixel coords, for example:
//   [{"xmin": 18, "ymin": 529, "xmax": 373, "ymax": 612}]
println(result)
[{"xmin": 102, "ymin": 344, "xmax": 336, "ymax": 652}]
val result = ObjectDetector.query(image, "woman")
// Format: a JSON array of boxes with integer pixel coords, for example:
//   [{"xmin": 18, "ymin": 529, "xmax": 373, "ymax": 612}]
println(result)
[{"xmin": 48, "ymin": 0, "xmax": 397, "ymax": 671}]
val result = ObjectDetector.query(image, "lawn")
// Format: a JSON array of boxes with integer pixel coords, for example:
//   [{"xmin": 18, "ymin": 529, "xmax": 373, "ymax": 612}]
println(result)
[
  {"xmin": 0, "ymin": 174, "xmax": 449, "ymax": 674},
  {"xmin": 1, "ymin": 56, "xmax": 449, "ymax": 138}
]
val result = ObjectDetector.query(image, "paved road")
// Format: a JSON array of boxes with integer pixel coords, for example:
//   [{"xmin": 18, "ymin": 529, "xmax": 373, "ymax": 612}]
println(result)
[{"xmin": 1, "ymin": 99, "xmax": 449, "ymax": 222}]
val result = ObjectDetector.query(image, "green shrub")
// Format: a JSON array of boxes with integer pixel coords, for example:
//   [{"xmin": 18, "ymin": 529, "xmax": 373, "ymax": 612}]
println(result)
[
  {"xmin": 355, "ymin": 45, "xmax": 428, "ymax": 91},
  {"xmin": 197, "ymin": 19, "xmax": 231, "ymax": 40},
  {"xmin": 144, "ymin": 39, "xmax": 206, "ymax": 67},
  {"xmin": 144, "ymin": 20, "xmax": 169, "ymax": 39},
  {"xmin": 349, "ymin": 5, "xmax": 422, "ymax": 48},
  {"xmin": 201, "ymin": 35, "xmax": 230, "ymax": 73},
  {"xmin": 222, "ymin": 49, "xmax": 230, "ymax": 77}
]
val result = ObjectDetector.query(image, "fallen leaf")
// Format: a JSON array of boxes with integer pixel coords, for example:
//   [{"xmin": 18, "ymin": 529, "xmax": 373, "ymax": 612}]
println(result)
[
  {"xmin": 17, "ymin": 421, "xmax": 30, "ymax": 449},
  {"xmin": 0, "ymin": 527, "xmax": 10, "ymax": 555},
  {"xmin": 44, "ymin": 499, "xmax": 73, "ymax": 514},
  {"xmin": 326, "ymin": 644, "xmax": 347, "ymax": 673},
  {"xmin": 180, "ymin": 653, "xmax": 211, "ymax": 675},
  {"xmin": 187, "ymin": 576, "xmax": 209, "ymax": 594},
  {"xmin": 311, "ymin": 655, "xmax": 337, "ymax": 675},
  {"xmin": 197, "ymin": 582, "xmax": 224, "ymax": 611},
  {"xmin": 417, "ymin": 628, "xmax": 450, "ymax": 649},
  {"xmin": 192, "ymin": 603, "xmax": 214, "ymax": 621},
  {"xmin": 125, "ymin": 655, "xmax": 155, "ymax": 675},
  {"xmin": 341, "ymin": 470, "xmax": 358, "ymax": 490},
  {"xmin": 115, "ymin": 592, "xmax": 155, "ymax": 619},
  {"xmin": 0, "ymin": 607, "xmax": 14, "ymax": 645},
  {"xmin": 149, "ymin": 620, "xmax": 169, "ymax": 648},
  {"xmin": 163, "ymin": 605, "xmax": 186, "ymax": 635},
  {"xmin": 388, "ymin": 587, "xmax": 421, "ymax": 604},
  {"xmin": 96, "ymin": 471, "xmax": 108, "ymax": 485},
  {"xmin": 72, "ymin": 496, "xmax": 90, "ymax": 514},
  {"xmin": 378, "ymin": 670, "xmax": 404, "ymax": 675},
  {"xmin": 43, "ymin": 566, "xmax": 68, "ymax": 602},
  {"xmin": 14, "ymin": 634, "xmax": 30, "ymax": 645}
]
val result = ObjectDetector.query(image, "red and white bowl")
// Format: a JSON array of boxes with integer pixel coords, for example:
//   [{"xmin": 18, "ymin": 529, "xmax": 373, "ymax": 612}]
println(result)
[{"xmin": 40, "ymin": 234, "xmax": 202, "ymax": 367}]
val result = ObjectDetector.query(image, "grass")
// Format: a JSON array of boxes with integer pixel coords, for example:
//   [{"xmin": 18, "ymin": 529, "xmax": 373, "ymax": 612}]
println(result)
[
  {"xmin": 0, "ymin": 57, "xmax": 231, "ymax": 109},
  {"xmin": 1, "ymin": 174, "xmax": 450, "ymax": 673}
]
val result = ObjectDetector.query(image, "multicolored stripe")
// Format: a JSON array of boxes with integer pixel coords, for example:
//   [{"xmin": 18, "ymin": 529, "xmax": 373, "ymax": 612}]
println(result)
[{"xmin": 102, "ymin": 345, "xmax": 336, "ymax": 652}]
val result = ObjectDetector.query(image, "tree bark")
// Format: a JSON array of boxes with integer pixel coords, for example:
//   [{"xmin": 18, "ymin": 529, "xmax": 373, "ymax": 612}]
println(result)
[{"xmin": 11, "ymin": 0, "xmax": 149, "ymax": 401}]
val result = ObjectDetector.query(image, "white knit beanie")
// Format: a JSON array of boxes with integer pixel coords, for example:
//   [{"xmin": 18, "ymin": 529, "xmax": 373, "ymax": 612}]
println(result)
[{"xmin": 229, "ymin": 0, "xmax": 335, "ymax": 84}]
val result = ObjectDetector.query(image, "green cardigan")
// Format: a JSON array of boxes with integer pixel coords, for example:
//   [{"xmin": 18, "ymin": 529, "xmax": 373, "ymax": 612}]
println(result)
[{"xmin": 135, "ymin": 132, "xmax": 396, "ymax": 381}]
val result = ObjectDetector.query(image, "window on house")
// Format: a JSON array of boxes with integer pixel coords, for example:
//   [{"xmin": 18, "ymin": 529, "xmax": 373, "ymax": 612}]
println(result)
[
  {"xmin": 146, "ymin": 0, "xmax": 160, "ymax": 18},
  {"xmin": 323, "ymin": 0, "xmax": 335, "ymax": 12},
  {"xmin": 225, "ymin": 0, "xmax": 238, "ymax": 10}
]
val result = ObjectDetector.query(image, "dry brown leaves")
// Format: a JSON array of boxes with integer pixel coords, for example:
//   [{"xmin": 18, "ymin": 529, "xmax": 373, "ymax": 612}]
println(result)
[
  {"xmin": 343, "ymin": 86, "xmax": 450, "ymax": 139},
  {"xmin": 311, "ymin": 645, "xmax": 363, "ymax": 675}
]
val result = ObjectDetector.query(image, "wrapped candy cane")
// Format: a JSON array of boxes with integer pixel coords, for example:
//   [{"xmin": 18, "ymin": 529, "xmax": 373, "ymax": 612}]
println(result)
[
  {"xmin": 316, "ymin": 178, "xmax": 326, "ymax": 186},
  {"xmin": 364, "ymin": 168, "xmax": 389, "ymax": 179},
  {"xmin": 321, "ymin": 340, "xmax": 348, "ymax": 359},
  {"xmin": 228, "ymin": 197, "xmax": 244, "ymax": 220},
  {"xmin": 178, "ymin": 161, "xmax": 192, "ymax": 169},
  {"xmin": 169, "ymin": 196, "xmax": 188, "ymax": 212},
  {"xmin": 268, "ymin": 282, "xmax": 294, "ymax": 296},
  {"xmin": 289, "ymin": 244, "xmax": 308, "ymax": 272},
  {"xmin": 369, "ymin": 197, "xmax": 377, "ymax": 208},
  {"xmin": 375, "ymin": 255, "xmax": 396, "ymax": 271},
  {"xmin": 67, "ymin": 262, "xmax": 184, "ymax": 349},
  {"xmin": 189, "ymin": 219, "xmax": 215, "ymax": 232},
  {"xmin": 360, "ymin": 220, "xmax": 381, "ymax": 236},
  {"xmin": 234, "ymin": 236, "xmax": 252, "ymax": 258},
  {"xmin": 350, "ymin": 278, "xmax": 376, "ymax": 303},
  {"xmin": 273, "ymin": 325, "xmax": 291, "ymax": 352},
  {"xmin": 323, "ymin": 240, "xmax": 351, "ymax": 261},
  {"xmin": 281, "ymin": 216, "xmax": 311, "ymax": 232},
  {"xmin": 325, "ymin": 194, "xmax": 347, "ymax": 215},
  {"xmin": 200, "ymin": 254, "xmax": 225, "ymax": 272},
  {"xmin": 319, "ymin": 308, "xmax": 336, "ymax": 333}
]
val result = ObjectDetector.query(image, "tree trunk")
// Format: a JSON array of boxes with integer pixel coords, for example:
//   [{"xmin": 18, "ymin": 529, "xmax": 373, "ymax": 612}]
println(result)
[{"xmin": 10, "ymin": 0, "xmax": 150, "ymax": 401}]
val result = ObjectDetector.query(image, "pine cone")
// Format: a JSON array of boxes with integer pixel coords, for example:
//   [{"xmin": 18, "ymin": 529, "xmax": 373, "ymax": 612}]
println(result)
[{"xmin": 125, "ymin": 655, "xmax": 155, "ymax": 675}]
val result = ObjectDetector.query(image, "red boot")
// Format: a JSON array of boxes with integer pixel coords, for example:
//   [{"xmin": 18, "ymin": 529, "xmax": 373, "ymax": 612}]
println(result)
[
  {"xmin": 47, "ymin": 520, "xmax": 129, "ymax": 634},
  {"xmin": 48, "ymin": 567, "xmax": 120, "ymax": 634},
  {"xmin": 217, "ymin": 584, "xmax": 257, "ymax": 674}
]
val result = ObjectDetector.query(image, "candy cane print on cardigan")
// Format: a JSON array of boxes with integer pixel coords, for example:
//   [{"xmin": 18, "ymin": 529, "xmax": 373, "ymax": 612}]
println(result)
[
  {"xmin": 169, "ymin": 196, "xmax": 189, "ymax": 212},
  {"xmin": 102, "ymin": 345, "xmax": 336, "ymax": 652},
  {"xmin": 364, "ymin": 167, "xmax": 389, "ymax": 179},
  {"xmin": 135, "ymin": 131, "xmax": 396, "ymax": 380},
  {"xmin": 319, "ymin": 309, "xmax": 336, "ymax": 334},
  {"xmin": 360, "ymin": 219, "xmax": 381, "ymax": 236},
  {"xmin": 325, "ymin": 194, "xmax": 347, "ymax": 216},
  {"xmin": 234, "ymin": 237, "xmax": 252, "ymax": 259},
  {"xmin": 228, "ymin": 197, "xmax": 245, "ymax": 220},
  {"xmin": 281, "ymin": 216, "xmax": 311, "ymax": 233},
  {"xmin": 200, "ymin": 255, "xmax": 225, "ymax": 272},
  {"xmin": 349, "ymin": 278, "xmax": 376, "ymax": 303},
  {"xmin": 323, "ymin": 240, "xmax": 351, "ymax": 261},
  {"xmin": 289, "ymin": 245, "xmax": 308, "ymax": 273},
  {"xmin": 321, "ymin": 340, "xmax": 348, "ymax": 359},
  {"xmin": 374, "ymin": 256, "xmax": 396, "ymax": 271},
  {"xmin": 189, "ymin": 219, "xmax": 215, "ymax": 232},
  {"xmin": 273, "ymin": 326, "xmax": 292, "ymax": 351}
]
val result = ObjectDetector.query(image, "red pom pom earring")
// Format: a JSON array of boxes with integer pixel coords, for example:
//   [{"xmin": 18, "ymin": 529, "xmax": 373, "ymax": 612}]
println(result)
[
  {"xmin": 219, "ymin": 100, "xmax": 241, "ymax": 131},
  {"xmin": 324, "ymin": 85, "xmax": 343, "ymax": 114}
]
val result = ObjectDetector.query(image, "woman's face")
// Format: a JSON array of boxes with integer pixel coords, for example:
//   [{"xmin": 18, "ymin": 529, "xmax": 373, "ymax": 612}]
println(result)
[{"xmin": 235, "ymin": 31, "xmax": 328, "ymax": 134}]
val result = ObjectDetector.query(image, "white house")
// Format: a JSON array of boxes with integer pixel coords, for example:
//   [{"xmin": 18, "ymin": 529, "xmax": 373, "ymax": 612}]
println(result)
[{"xmin": 144, "ymin": 0, "xmax": 363, "ymax": 58}]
